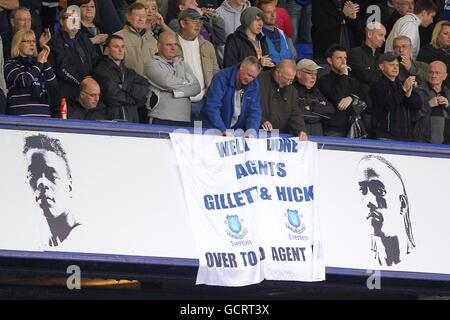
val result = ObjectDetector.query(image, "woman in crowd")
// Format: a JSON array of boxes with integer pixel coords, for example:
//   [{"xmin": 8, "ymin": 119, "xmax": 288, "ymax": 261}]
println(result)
[
  {"xmin": 76, "ymin": 0, "xmax": 109, "ymax": 54},
  {"xmin": 4, "ymin": 29, "xmax": 57, "ymax": 117}
]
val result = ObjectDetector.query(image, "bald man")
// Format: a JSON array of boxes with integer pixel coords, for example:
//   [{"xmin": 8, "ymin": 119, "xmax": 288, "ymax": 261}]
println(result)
[
  {"xmin": 415, "ymin": 60, "xmax": 450, "ymax": 143},
  {"xmin": 258, "ymin": 59, "xmax": 307, "ymax": 140},
  {"xmin": 144, "ymin": 31, "xmax": 201, "ymax": 126},
  {"xmin": 348, "ymin": 22, "xmax": 387, "ymax": 138},
  {"xmin": 67, "ymin": 77, "xmax": 112, "ymax": 121}
]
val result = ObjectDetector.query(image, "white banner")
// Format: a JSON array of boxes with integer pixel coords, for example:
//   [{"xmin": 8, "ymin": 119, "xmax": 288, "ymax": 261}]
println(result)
[{"xmin": 170, "ymin": 133, "xmax": 325, "ymax": 286}]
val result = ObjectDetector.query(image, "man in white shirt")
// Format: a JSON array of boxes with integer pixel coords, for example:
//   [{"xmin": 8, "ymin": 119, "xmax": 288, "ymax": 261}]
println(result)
[
  {"xmin": 177, "ymin": 8, "xmax": 219, "ymax": 122},
  {"xmin": 385, "ymin": 0, "xmax": 437, "ymax": 59}
]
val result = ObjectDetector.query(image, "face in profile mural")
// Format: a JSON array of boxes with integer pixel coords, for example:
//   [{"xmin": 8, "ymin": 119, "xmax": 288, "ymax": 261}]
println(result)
[
  {"xmin": 23, "ymin": 134, "xmax": 80, "ymax": 247},
  {"xmin": 357, "ymin": 155, "xmax": 415, "ymax": 266}
]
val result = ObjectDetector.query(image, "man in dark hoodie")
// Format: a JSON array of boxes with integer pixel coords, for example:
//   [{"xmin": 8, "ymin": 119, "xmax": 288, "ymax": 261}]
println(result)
[
  {"xmin": 93, "ymin": 34, "xmax": 155, "ymax": 123},
  {"xmin": 223, "ymin": 6, "xmax": 273, "ymax": 69}
]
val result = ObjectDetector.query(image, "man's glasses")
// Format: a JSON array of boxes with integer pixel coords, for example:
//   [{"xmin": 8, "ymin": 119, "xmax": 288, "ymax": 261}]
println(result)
[{"xmin": 82, "ymin": 91, "xmax": 100, "ymax": 98}]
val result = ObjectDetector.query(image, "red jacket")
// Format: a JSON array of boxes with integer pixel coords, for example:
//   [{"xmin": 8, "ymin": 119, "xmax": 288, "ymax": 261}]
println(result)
[{"xmin": 276, "ymin": 8, "xmax": 294, "ymax": 38}]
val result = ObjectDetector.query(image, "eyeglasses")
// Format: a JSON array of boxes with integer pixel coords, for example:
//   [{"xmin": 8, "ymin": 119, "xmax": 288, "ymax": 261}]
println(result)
[
  {"xmin": 277, "ymin": 70, "xmax": 294, "ymax": 84},
  {"xmin": 21, "ymin": 40, "xmax": 36, "ymax": 44},
  {"xmin": 82, "ymin": 91, "xmax": 100, "ymax": 98}
]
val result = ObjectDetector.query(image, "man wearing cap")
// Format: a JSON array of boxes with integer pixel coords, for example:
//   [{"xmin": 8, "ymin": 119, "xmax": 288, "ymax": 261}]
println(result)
[
  {"xmin": 258, "ymin": 59, "xmax": 308, "ymax": 140},
  {"xmin": 168, "ymin": 0, "xmax": 226, "ymax": 48},
  {"xmin": 201, "ymin": 55, "xmax": 262, "ymax": 136},
  {"xmin": 318, "ymin": 44, "xmax": 364, "ymax": 137},
  {"xmin": 370, "ymin": 52, "xmax": 421, "ymax": 141},
  {"xmin": 257, "ymin": 0, "xmax": 296, "ymax": 65},
  {"xmin": 348, "ymin": 21, "xmax": 387, "ymax": 138},
  {"xmin": 177, "ymin": 8, "xmax": 219, "ymax": 122},
  {"xmin": 295, "ymin": 59, "xmax": 334, "ymax": 136},
  {"xmin": 223, "ymin": 6, "xmax": 272, "ymax": 69}
]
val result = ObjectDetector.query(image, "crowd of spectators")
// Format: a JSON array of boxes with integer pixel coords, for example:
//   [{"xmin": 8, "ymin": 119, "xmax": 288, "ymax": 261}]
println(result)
[{"xmin": 0, "ymin": 0, "xmax": 449, "ymax": 144}]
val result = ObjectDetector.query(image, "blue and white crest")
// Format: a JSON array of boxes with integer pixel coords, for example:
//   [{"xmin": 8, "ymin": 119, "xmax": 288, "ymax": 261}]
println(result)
[
  {"xmin": 287, "ymin": 209, "xmax": 301, "ymax": 228},
  {"xmin": 225, "ymin": 215, "xmax": 248, "ymax": 239},
  {"xmin": 285, "ymin": 209, "xmax": 306, "ymax": 234},
  {"xmin": 227, "ymin": 215, "xmax": 241, "ymax": 233}
]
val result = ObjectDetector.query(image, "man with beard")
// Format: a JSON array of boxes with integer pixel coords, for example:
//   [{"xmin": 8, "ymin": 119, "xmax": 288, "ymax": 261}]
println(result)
[{"xmin": 357, "ymin": 154, "xmax": 416, "ymax": 266}]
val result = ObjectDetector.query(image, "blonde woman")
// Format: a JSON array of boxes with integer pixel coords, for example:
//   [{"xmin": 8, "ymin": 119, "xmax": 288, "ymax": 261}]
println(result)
[
  {"xmin": 4, "ymin": 30, "xmax": 57, "ymax": 117},
  {"xmin": 417, "ymin": 20, "xmax": 450, "ymax": 87}
]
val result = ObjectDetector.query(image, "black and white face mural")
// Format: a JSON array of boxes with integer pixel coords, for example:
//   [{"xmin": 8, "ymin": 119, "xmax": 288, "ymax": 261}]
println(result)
[
  {"xmin": 357, "ymin": 155, "xmax": 416, "ymax": 266},
  {"xmin": 23, "ymin": 134, "xmax": 81, "ymax": 247}
]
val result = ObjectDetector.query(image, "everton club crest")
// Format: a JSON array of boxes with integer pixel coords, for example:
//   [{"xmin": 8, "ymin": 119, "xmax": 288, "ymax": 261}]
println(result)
[
  {"xmin": 225, "ymin": 215, "xmax": 248, "ymax": 239},
  {"xmin": 285, "ymin": 209, "xmax": 306, "ymax": 234}
]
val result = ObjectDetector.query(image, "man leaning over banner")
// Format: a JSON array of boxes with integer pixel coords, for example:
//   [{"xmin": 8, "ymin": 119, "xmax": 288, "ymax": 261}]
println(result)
[
  {"xmin": 201, "ymin": 56, "xmax": 262, "ymax": 137},
  {"xmin": 258, "ymin": 59, "xmax": 308, "ymax": 141}
]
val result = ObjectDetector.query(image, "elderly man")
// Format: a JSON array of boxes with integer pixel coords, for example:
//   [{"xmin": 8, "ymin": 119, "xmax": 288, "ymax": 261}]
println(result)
[
  {"xmin": 414, "ymin": 61, "xmax": 450, "ymax": 144},
  {"xmin": 258, "ymin": 59, "xmax": 307, "ymax": 140},
  {"xmin": 201, "ymin": 56, "xmax": 262, "ymax": 136},
  {"xmin": 295, "ymin": 59, "xmax": 334, "ymax": 136},
  {"xmin": 370, "ymin": 52, "xmax": 421, "ymax": 141},
  {"xmin": 67, "ymin": 77, "xmax": 111, "ymax": 121},
  {"xmin": 392, "ymin": 35, "xmax": 428, "ymax": 84},
  {"xmin": 144, "ymin": 31, "xmax": 201, "ymax": 126},
  {"xmin": 115, "ymin": 2, "xmax": 158, "ymax": 77},
  {"xmin": 177, "ymin": 8, "xmax": 219, "ymax": 122}
]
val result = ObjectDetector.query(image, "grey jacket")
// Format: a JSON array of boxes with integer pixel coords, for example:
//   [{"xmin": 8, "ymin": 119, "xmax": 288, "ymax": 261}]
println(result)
[{"xmin": 144, "ymin": 55, "xmax": 201, "ymax": 122}]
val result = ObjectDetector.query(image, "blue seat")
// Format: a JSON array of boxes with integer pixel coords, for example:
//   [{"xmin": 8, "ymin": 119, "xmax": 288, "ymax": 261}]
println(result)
[{"xmin": 295, "ymin": 43, "xmax": 313, "ymax": 61}]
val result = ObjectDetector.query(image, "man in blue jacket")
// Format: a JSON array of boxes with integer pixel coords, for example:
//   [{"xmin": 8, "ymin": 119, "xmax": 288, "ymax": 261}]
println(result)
[{"xmin": 201, "ymin": 56, "xmax": 262, "ymax": 137}]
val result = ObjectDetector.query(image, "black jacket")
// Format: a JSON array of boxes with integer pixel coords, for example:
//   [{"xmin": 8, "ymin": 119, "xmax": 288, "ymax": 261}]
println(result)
[
  {"xmin": 311, "ymin": 0, "xmax": 364, "ymax": 59},
  {"xmin": 295, "ymin": 82, "xmax": 335, "ymax": 136},
  {"xmin": 348, "ymin": 43, "xmax": 382, "ymax": 111},
  {"xmin": 318, "ymin": 70, "xmax": 362, "ymax": 134},
  {"xmin": 370, "ymin": 75, "xmax": 422, "ymax": 141},
  {"xmin": 93, "ymin": 56, "xmax": 150, "ymax": 123},
  {"xmin": 67, "ymin": 99, "xmax": 112, "ymax": 121},
  {"xmin": 49, "ymin": 30, "xmax": 99, "ymax": 101},
  {"xmin": 223, "ymin": 26, "xmax": 269, "ymax": 69},
  {"xmin": 417, "ymin": 44, "xmax": 450, "ymax": 88}
]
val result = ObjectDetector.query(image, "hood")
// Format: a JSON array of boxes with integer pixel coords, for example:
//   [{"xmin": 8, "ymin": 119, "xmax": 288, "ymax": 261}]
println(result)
[{"xmin": 219, "ymin": 0, "xmax": 251, "ymax": 14}]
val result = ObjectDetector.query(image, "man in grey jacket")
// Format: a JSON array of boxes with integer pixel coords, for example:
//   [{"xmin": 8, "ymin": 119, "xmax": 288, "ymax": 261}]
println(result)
[{"xmin": 144, "ymin": 31, "xmax": 201, "ymax": 126}]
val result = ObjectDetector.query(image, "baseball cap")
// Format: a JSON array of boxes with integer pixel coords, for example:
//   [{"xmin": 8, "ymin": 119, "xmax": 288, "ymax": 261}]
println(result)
[
  {"xmin": 296, "ymin": 59, "xmax": 323, "ymax": 72},
  {"xmin": 178, "ymin": 8, "xmax": 206, "ymax": 21},
  {"xmin": 378, "ymin": 52, "xmax": 399, "ymax": 64}
]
